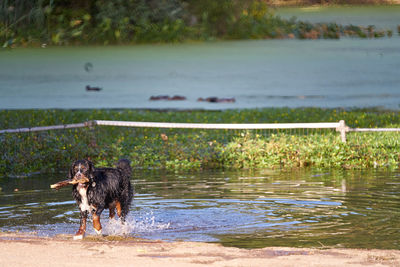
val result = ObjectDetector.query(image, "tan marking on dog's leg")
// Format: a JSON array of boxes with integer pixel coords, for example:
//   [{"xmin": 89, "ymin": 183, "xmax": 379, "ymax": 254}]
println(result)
[
  {"xmin": 93, "ymin": 213, "xmax": 102, "ymax": 235},
  {"xmin": 74, "ymin": 215, "xmax": 87, "ymax": 240},
  {"xmin": 116, "ymin": 201, "xmax": 122, "ymax": 218}
]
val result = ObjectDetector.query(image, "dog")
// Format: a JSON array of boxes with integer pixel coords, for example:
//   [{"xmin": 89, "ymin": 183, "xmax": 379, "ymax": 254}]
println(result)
[{"xmin": 69, "ymin": 159, "xmax": 133, "ymax": 240}]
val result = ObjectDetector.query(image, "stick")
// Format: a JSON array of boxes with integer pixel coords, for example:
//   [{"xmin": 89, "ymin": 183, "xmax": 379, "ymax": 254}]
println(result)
[
  {"xmin": 50, "ymin": 179, "xmax": 73, "ymax": 190},
  {"xmin": 50, "ymin": 178, "xmax": 89, "ymax": 190}
]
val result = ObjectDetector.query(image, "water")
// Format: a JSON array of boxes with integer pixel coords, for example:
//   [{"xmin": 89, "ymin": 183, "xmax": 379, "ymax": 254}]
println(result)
[
  {"xmin": 0, "ymin": 169, "xmax": 399, "ymax": 249},
  {"xmin": 1, "ymin": 7, "xmax": 400, "ymax": 110},
  {"xmin": 1, "ymin": 38, "xmax": 399, "ymax": 110},
  {"xmin": 275, "ymin": 5, "xmax": 400, "ymax": 30}
]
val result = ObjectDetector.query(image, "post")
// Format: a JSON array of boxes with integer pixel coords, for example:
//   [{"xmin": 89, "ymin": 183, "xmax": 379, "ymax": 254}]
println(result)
[
  {"xmin": 84, "ymin": 120, "xmax": 95, "ymax": 129},
  {"xmin": 336, "ymin": 120, "xmax": 348, "ymax": 143}
]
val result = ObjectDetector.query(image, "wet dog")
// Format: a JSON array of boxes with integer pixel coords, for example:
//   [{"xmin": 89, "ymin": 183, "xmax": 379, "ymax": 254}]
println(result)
[{"xmin": 69, "ymin": 159, "xmax": 133, "ymax": 240}]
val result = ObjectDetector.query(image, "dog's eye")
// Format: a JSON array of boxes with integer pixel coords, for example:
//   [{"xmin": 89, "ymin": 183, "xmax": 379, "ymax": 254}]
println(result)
[{"xmin": 74, "ymin": 166, "xmax": 85, "ymax": 172}]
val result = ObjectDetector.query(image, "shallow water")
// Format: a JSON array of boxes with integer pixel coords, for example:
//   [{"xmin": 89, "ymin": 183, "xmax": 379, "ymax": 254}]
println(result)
[{"xmin": 0, "ymin": 169, "xmax": 399, "ymax": 249}]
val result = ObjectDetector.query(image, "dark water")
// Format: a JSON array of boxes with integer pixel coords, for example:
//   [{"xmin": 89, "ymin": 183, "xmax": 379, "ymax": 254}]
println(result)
[{"xmin": 0, "ymin": 169, "xmax": 399, "ymax": 249}]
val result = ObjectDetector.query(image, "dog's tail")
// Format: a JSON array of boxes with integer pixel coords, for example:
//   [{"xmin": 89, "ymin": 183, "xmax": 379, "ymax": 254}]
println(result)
[
  {"xmin": 116, "ymin": 159, "xmax": 132, "ymax": 178},
  {"xmin": 116, "ymin": 159, "xmax": 133, "ymax": 220}
]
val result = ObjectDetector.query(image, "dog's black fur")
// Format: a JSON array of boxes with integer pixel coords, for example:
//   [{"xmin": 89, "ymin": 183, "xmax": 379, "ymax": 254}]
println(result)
[{"xmin": 69, "ymin": 159, "xmax": 133, "ymax": 239}]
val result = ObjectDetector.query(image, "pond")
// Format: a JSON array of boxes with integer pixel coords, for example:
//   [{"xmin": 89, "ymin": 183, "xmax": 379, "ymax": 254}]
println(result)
[
  {"xmin": 1, "ymin": 38, "xmax": 399, "ymax": 110},
  {"xmin": 0, "ymin": 168, "xmax": 399, "ymax": 249},
  {"xmin": 275, "ymin": 5, "xmax": 400, "ymax": 30},
  {"xmin": 1, "ymin": 6, "xmax": 400, "ymax": 110}
]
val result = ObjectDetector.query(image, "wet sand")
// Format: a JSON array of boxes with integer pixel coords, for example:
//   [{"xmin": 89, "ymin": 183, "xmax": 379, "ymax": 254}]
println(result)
[{"xmin": 0, "ymin": 233, "xmax": 399, "ymax": 267}]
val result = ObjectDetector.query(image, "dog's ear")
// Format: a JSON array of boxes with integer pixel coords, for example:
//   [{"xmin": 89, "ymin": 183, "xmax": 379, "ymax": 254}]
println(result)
[
  {"xmin": 87, "ymin": 159, "xmax": 95, "ymax": 180},
  {"xmin": 68, "ymin": 162, "xmax": 75, "ymax": 179}
]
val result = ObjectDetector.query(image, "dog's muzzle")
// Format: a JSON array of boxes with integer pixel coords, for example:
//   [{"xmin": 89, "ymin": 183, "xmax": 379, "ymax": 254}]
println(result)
[{"xmin": 72, "ymin": 172, "xmax": 90, "ymax": 184}]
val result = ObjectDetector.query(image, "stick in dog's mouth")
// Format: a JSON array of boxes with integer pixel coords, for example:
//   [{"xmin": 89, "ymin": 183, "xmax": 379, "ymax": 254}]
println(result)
[
  {"xmin": 50, "ymin": 177, "xmax": 90, "ymax": 189},
  {"xmin": 71, "ymin": 177, "xmax": 90, "ymax": 184}
]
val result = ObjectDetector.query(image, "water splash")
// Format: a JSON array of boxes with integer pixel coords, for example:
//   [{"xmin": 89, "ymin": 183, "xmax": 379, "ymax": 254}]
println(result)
[{"xmin": 102, "ymin": 210, "xmax": 171, "ymax": 237}]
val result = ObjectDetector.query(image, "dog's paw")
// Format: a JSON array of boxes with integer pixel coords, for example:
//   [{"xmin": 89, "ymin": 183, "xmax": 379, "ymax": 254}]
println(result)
[
  {"xmin": 95, "ymin": 229, "xmax": 102, "ymax": 235},
  {"xmin": 73, "ymin": 234, "xmax": 84, "ymax": 240}
]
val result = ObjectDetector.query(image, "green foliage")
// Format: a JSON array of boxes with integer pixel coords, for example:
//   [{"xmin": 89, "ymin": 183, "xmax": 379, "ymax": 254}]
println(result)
[
  {"xmin": 1, "ymin": 108, "xmax": 400, "ymax": 176},
  {"xmin": 221, "ymin": 131, "xmax": 400, "ymax": 169},
  {"xmin": 0, "ymin": 0, "xmax": 393, "ymax": 47},
  {"xmin": 92, "ymin": 0, "xmax": 188, "ymax": 43}
]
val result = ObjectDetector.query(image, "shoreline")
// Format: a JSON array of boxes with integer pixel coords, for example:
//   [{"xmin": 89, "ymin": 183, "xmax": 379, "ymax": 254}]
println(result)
[
  {"xmin": 0, "ymin": 233, "xmax": 399, "ymax": 266},
  {"xmin": 267, "ymin": 1, "xmax": 400, "ymax": 7},
  {"xmin": 3, "ymin": 2, "xmax": 398, "ymax": 48}
]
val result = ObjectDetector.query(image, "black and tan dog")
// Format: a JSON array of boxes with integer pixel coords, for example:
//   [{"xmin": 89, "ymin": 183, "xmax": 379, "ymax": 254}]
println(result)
[{"xmin": 68, "ymin": 159, "xmax": 133, "ymax": 240}]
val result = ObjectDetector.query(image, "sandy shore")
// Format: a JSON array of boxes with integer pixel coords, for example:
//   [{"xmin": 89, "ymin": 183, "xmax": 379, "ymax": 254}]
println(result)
[{"xmin": 0, "ymin": 233, "xmax": 399, "ymax": 267}]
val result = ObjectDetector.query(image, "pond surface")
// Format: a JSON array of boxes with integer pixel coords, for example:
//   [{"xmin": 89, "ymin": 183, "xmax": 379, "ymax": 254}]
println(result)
[
  {"xmin": 0, "ymin": 169, "xmax": 399, "ymax": 249},
  {"xmin": 1, "ymin": 38, "xmax": 399, "ymax": 110},
  {"xmin": 276, "ymin": 5, "xmax": 400, "ymax": 30},
  {"xmin": 1, "ymin": 6, "xmax": 400, "ymax": 110}
]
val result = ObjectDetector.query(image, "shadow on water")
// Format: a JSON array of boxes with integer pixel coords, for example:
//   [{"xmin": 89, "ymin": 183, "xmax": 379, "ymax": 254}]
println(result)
[{"xmin": 0, "ymin": 168, "xmax": 399, "ymax": 249}]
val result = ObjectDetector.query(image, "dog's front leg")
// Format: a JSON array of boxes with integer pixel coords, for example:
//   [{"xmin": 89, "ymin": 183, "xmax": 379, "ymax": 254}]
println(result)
[
  {"xmin": 92, "ymin": 208, "xmax": 104, "ymax": 235},
  {"xmin": 74, "ymin": 210, "xmax": 88, "ymax": 240}
]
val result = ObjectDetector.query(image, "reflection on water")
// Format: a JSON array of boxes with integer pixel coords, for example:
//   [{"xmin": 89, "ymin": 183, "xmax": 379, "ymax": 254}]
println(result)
[{"xmin": 0, "ymin": 169, "xmax": 399, "ymax": 249}]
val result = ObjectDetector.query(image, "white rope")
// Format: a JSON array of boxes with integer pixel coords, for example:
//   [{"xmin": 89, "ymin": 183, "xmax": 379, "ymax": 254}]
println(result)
[
  {"xmin": 93, "ymin": 120, "xmax": 341, "ymax": 130},
  {"xmin": 1, "ymin": 120, "xmax": 400, "ymax": 134},
  {"xmin": 349, "ymin": 128, "xmax": 400, "ymax": 132},
  {"xmin": 0, "ymin": 122, "xmax": 88, "ymax": 134}
]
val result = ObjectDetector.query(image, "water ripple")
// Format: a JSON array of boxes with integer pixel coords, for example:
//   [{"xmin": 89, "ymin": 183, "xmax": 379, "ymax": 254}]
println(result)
[{"xmin": 0, "ymin": 169, "xmax": 399, "ymax": 249}]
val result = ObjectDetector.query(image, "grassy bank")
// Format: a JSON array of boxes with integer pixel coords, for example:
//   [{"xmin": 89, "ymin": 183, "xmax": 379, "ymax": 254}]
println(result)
[{"xmin": 1, "ymin": 108, "xmax": 399, "ymax": 176}]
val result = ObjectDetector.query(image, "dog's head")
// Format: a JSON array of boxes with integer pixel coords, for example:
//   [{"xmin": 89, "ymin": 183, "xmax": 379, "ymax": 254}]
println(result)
[{"xmin": 68, "ymin": 159, "xmax": 94, "ymax": 184}]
